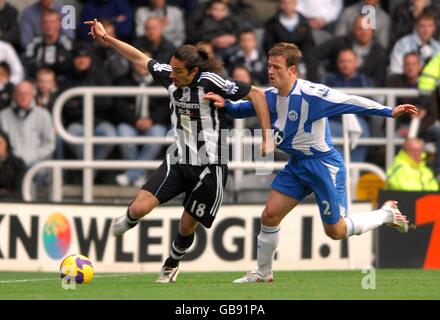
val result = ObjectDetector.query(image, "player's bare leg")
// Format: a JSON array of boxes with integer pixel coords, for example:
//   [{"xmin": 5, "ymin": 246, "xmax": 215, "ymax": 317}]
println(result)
[
  {"xmin": 324, "ymin": 200, "xmax": 409, "ymax": 240},
  {"xmin": 323, "ymin": 218, "xmax": 348, "ymax": 240},
  {"xmin": 234, "ymin": 189, "xmax": 300, "ymax": 283},
  {"xmin": 156, "ymin": 211, "xmax": 199, "ymax": 284},
  {"xmin": 112, "ymin": 190, "xmax": 160, "ymax": 236}
]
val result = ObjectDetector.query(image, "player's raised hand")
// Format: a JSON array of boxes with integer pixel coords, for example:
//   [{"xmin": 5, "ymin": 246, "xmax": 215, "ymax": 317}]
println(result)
[
  {"xmin": 84, "ymin": 19, "xmax": 107, "ymax": 42},
  {"xmin": 392, "ymin": 104, "xmax": 418, "ymax": 118},
  {"xmin": 203, "ymin": 92, "xmax": 225, "ymax": 108}
]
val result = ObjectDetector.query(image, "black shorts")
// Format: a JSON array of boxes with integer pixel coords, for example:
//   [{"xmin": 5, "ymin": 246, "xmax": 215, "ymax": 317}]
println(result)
[{"xmin": 143, "ymin": 155, "xmax": 228, "ymax": 228}]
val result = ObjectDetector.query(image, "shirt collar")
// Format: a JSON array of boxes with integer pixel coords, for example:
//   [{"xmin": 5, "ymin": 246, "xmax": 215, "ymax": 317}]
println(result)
[{"xmin": 413, "ymin": 31, "xmax": 431, "ymax": 46}]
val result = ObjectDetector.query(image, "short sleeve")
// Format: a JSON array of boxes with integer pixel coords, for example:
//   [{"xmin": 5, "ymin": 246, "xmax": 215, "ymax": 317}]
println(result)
[
  {"xmin": 198, "ymin": 72, "xmax": 251, "ymax": 101},
  {"xmin": 147, "ymin": 59, "xmax": 173, "ymax": 88}
]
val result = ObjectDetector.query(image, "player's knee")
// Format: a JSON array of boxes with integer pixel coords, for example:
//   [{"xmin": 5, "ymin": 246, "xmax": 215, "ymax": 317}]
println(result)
[
  {"xmin": 179, "ymin": 225, "xmax": 197, "ymax": 236},
  {"xmin": 262, "ymin": 206, "xmax": 282, "ymax": 224},
  {"xmin": 179, "ymin": 221, "xmax": 199, "ymax": 236},
  {"xmin": 129, "ymin": 200, "xmax": 154, "ymax": 218},
  {"xmin": 179, "ymin": 220, "xmax": 192, "ymax": 234},
  {"xmin": 324, "ymin": 228, "xmax": 345, "ymax": 240},
  {"xmin": 129, "ymin": 191, "xmax": 159, "ymax": 218}
]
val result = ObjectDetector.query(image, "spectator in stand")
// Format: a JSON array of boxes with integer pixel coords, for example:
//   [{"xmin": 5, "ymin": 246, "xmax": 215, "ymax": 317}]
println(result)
[
  {"xmin": 391, "ymin": 0, "xmax": 440, "ymax": 47},
  {"xmin": 335, "ymin": 0, "xmax": 390, "ymax": 49},
  {"xmin": 24, "ymin": 8, "xmax": 73, "ymax": 81},
  {"xmin": 387, "ymin": 52, "xmax": 422, "ymax": 95},
  {"xmin": 185, "ymin": 0, "xmax": 251, "ymax": 44},
  {"xmin": 323, "ymin": 49, "xmax": 374, "ymax": 88},
  {"xmin": 167, "ymin": 0, "xmax": 198, "ymax": 14},
  {"xmin": 387, "ymin": 52, "xmax": 424, "ymax": 138},
  {"xmin": 309, "ymin": 15, "xmax": 387, "ymax": 86},
  {"xmin": 263, "ymin": 0, "xmax": 315, "ymax": 80},
  {"xmin": 185, "ymin": 0, "xmax": 255, "ymax": 45},
  {"xmin": 0, "ymin": 0, "xmax": 19, "ymax": 48},
  {"xmin": 225, "ymin": 0, "xmax": 256, "ymax": 29},
  {"xmin": 418, "ymin": 50, "xmax": 440, "ymax": 93},
  {"xmin": 227, "ymin": 30, "xmax": 268, "ymax": 85},
  {"xmin": 93, "ymin": 19, "xmax": 130, "ymax": 83},
  {"xmin": 230, "ymin": 64, "xmax": 253, "ymax": 85},
  {"xmin": 229, "ymin": 64, "xmax": 262, "ymax": 130},
  {"xmin": 386, "ymin": 138, "xmax": 439, "ymax": 191},
  {"xmin": 0, "ymin": 81, "xmax": 55, "ymax": 168},
  {"xmin": 133, "ymin": 16, "xmax": 175, "ymax": 63},
  {"xmin": 415, "ymin": 83, "xmax": 440, "ymax": 181},
  {"xmin": 296, "ymin": 0, "xmax": 343, "ymax": 32},
  {"xmin": 198, "ymin": 0, "xmax": 241, "ymax": 61},
  {"xmin": 35, "ymin": 67, "xmax": 59, "ymax": 113},
  {"xmin": 63, "ymin": 43, "xmax": 116, "ymax": 163},
  {"xmin": 78, "ymin": 0, "xmax": 133, "ymax": 42},
  {"xmin": 0, "ymin": 130, "xmax": 26, "ymax": 200},
  {"xmin": 0, "ymin": 62, "xmax": 14, "ymax": 111},
  {"xmin": 386, "ymin": 0, "xmax": 405, "ymax": 13},
  {"xmin": 0, "ymin": 40, "xmax": 24, "ymax": 84},
  {"xmin": 236, "ymin": 0, "xmax": 278, "ymax": 28},
  {"xmin": 323, "ymin": 48, "xmax": 372, "ymax": 162},
  {"xmin": 20, "ymin": 0, "xmax": 75, "ymax": 49},
  {"xmin": 114, "ymin": 51, "xmax": 170, "ymax": 187},
  {"xmin": 390, "ymin": 12, "xmax": 440, "ymax": 75},
  {"xmin": 35, "ymin": 67, "xmax": 64, "ymax": 160},
  {"xmin": 135, "ymin": 0, "xmax": 185, "ymax": 47}
]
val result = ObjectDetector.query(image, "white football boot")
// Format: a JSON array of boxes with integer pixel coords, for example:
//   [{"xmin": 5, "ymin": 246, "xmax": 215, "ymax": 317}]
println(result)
[
  {"xmin": 381, "ymin": 200, "xmax": 409, "ymax": 233},
  {"xmin": 155, "ymin": 266, "xmax": 180, "ymax": 284},
  {"xmin": 232, "ymin": 271, "xmax": 273, "ymax": 284},
  {"xmin": 112, "ymin": 215, "xmax": 136, "ymax": 237}
]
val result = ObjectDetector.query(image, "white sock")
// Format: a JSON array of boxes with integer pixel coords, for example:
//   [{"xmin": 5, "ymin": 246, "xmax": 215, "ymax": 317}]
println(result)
[
  {"xmin": 344, "ymin": 209, "xmax": 393, "ymax": 237},
  {"xmin": 257, "ymin": 224, "xmax": 280, "ymax": 276},
  {"xmin": 126, "ymin": 209, "xmax": 139, "ymax": 227}
]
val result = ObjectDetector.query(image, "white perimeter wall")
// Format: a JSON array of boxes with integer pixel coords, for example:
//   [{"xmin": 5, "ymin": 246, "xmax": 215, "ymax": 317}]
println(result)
[{"xmin": 0, "ymin": 202, "xmax": 373, "ymax": 272}]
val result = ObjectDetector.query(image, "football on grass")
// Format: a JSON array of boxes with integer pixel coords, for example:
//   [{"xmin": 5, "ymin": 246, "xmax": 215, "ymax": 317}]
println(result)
[{"xmin": 59, "ymin": 254, "xmax": 94, "ymax": 284}]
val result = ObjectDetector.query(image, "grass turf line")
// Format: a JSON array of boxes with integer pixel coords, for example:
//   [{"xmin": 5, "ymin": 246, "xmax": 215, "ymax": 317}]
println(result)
[{"xmin": 0, "ymin": 269, "xmax": 439, "ymax": 300}]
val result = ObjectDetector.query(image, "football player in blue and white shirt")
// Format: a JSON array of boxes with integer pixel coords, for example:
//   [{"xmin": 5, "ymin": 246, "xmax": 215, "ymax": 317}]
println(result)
[{"xmin": 205, "ymin": 43, "xmax": 418, "ymax": 283}]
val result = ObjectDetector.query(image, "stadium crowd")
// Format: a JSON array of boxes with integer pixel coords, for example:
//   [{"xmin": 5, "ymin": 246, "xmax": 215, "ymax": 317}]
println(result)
[{"xmin": 1, "ymin": 0, "xmax": 440, "ymax": 199}]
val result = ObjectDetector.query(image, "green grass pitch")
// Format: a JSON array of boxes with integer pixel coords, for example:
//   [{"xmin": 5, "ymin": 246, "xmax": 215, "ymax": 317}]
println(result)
[{"xmin": 0, "ymin": 269, "xmax": 439, "ymax": 300}]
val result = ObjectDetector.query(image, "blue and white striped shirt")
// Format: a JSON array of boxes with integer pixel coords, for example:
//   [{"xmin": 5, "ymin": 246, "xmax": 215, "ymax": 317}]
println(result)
[{"xmin": 225, "ymin": 79, "xmax": 393, "ymax": 159}]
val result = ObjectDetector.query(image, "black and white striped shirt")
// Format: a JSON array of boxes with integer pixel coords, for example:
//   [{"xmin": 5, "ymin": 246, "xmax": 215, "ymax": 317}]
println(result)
[
  {"xmin": 148, "ymin": 59, "xmax": 251, "ymax": 165},
  {"xmin": 24, "ymin": 35, "xmax": 73, "ymax": 77}
]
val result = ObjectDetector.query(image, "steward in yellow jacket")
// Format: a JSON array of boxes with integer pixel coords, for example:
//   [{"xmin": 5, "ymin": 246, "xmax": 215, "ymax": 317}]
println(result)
[
  {"xmin": 419, "ymin": 52, "xmax": 440, "ymax": 92},
  {"xmin": 386, "ymin": 138, "xmax": 439, "ymax": 191}
]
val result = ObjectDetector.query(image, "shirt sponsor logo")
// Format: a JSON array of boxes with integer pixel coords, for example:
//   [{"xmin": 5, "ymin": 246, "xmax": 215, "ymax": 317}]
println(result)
[{"xmin": 171, "ymin": 96, "xmax": 200, "ymax": 109}]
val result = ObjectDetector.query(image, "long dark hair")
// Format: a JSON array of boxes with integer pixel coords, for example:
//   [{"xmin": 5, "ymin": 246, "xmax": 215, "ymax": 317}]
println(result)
[{"xmin": 173, "ymin": 44, "xmax": 224, "ymax": 73}]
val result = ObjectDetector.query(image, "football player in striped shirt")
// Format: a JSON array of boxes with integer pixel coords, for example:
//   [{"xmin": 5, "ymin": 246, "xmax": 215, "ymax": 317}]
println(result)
[{"xmin": 85, "ymin": 19, "xmax": 274, "ymax": 283}]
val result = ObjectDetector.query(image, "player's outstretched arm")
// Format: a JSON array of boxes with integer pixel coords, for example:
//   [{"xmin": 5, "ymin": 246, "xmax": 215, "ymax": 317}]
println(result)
[
  {"xmin": 203, "ymin": 92, "xmax": 256, "ymax": 118},
  {"xmin": 84, "ymin": 19, "xmax": 150, "ymax": 70},
  {"xmin": 391, "ymin": 104, "xmax": 419, "ymax": 118},
  {"xmin": 205, "ymin": 88, "xmax": 274, "ymax": 155},
  {"xmin": 247, "ymin": 86, "xmax": 275, "ymax": 156}
]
